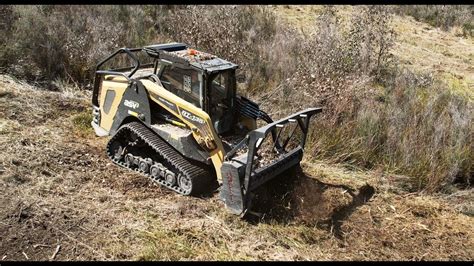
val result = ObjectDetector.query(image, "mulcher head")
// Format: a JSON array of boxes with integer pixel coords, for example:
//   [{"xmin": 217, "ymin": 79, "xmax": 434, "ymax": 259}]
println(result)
[{"xmin": 219, "ymin": 108, "xmax": 322, "ymax": 216}]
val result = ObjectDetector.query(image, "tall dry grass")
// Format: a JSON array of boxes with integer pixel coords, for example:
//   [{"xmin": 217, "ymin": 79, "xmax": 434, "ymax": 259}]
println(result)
[{"xmin": 310, "ymin": 68, "xmax": 473, "ymax": 192}]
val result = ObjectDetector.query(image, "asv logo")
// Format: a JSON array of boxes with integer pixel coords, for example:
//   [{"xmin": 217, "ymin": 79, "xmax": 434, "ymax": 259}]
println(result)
[
  {"xmin": 124, "ymin": 100, "xmax": 139, "ymax": 109},
  {"xmin": 181, "ymin": 110, "xmax": 205, "ymax": 125}
]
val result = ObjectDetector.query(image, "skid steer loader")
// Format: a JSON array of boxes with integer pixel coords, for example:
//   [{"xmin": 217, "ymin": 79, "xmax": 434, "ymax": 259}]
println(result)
[{"xmin": 91, "ymin": 43, "xmax": 321, "ymax": 216}]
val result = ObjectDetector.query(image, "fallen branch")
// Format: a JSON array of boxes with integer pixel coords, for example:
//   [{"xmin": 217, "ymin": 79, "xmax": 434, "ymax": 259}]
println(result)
[
  {"xmin": 33, "ymin": 244, "xmax": 51, "ymax": 249},
  {"xmin": 22, "ymin": 251, "xmax": 29, "ymax": 260},
  {"xmin": 50, "ymin": 245, "xmax": 61, "ymax": 260},
  {"xmin": 17, "ymin": 205, "xmax": 24, "ymax": 222}
]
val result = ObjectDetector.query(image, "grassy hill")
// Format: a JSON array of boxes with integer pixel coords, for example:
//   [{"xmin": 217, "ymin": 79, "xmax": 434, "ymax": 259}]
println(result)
[{"xmin": 271, "ymin": 5, "xmax": 473, "ymax": 100}]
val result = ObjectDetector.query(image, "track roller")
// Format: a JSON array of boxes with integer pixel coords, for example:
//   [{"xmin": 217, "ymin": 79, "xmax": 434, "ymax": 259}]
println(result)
[
  {"xmin": 150, "ymin": 164, "xmax": 161, "ymax": 179},
  {"xmin": 124, "ymin": 153, "xmax": 134, "ymax": 167},
  {"xmin": 164, "ymin": 170, "xmax": 177, "ymax": 186},
  {"xmin": 139, "ymin": 158, "xmax": 152, "ymax": 173}
]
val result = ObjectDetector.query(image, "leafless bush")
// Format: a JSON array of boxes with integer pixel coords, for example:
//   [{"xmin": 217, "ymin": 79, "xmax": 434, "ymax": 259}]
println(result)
[
  {"xmin": 0, "ymin": 6, "xmax": 18, "ymax": 70},
  {"xmin": 2, "ymin": 5, "xmax": 160, "ymax": 86},
  {"xmin": 160, "ymin": 5, "xmax": 283, "ymax": 92},
  {"xmin": 259, "ymin": 6, "xmax": 395, "ymax": 117}
]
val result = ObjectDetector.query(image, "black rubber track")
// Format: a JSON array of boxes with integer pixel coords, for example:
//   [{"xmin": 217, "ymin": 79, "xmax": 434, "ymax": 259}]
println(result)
[{"xmin": 106, "ymin": 121, "xmax": 214, "ymax": 196}]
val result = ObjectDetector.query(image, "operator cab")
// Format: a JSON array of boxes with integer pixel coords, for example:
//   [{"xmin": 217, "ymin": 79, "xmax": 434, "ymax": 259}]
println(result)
[{"xmin": 144, "ymin": 43, "xmax": 238, "ymax": 135}]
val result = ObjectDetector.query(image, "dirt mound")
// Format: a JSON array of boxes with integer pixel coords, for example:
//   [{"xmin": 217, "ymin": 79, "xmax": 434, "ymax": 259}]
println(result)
[{"xmin": 245, "ymin": 167, "xmax": 376, "ymax": 238}]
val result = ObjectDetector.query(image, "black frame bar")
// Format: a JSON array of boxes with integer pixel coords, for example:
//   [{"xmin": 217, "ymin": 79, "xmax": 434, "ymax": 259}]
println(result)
[{"xmin": 92, "ymin": 47, "xmax": 154, "ymax": 106}]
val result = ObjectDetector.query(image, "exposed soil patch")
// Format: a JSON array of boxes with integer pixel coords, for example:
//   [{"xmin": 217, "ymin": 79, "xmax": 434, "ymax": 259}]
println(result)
[{"xmin": 245, "ymin": 167, "xmax": 376, "ymax": 241}]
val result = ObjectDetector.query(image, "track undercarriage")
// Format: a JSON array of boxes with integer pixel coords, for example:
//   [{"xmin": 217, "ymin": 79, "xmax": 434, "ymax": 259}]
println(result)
[{"xmin": 106, "ymin": 122, "xmax": 216, "ymax": 196}]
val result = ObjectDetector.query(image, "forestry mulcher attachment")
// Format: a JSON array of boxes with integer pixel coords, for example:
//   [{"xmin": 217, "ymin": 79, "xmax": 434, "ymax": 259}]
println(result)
[{"xmin": 91, "ymin": 43, "xmax": 321, "ymax": 216}]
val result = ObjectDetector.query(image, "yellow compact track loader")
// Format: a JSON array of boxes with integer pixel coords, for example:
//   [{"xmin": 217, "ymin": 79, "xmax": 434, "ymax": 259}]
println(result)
[{"xmin": 91, "ymin": 43, "xmax": 321, "ymax": 216}]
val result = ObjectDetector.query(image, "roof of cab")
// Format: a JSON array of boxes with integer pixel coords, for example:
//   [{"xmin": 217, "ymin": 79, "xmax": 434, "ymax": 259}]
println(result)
[{"xmin": 143, "ymin": 43, "xmax": 238, "ymax": 73}]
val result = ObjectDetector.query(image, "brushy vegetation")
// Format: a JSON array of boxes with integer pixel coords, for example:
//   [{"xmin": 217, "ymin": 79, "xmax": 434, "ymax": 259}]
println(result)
[
  {"xmin": 392, "ymin": 5, "xmax": 474, "ymax": 37},
  {"xmin": 0, "ymin": 5, "xmax": 162, "ymax": 87},
  {"xmin": 310, "ymin": 69, "xmax": 473, "ymax": 192},
  {"xmin": 1, "ymin": 5, "xmax": 472, "ymax": 192},
  {"xmin": 255, "ymin": 6, "xmax": 473, "ymax": 192}
]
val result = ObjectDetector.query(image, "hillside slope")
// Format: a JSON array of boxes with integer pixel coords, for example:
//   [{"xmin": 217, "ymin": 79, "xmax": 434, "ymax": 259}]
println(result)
[
  {"xmin": 0, "ymin": 73, "xmax": 472, "ymax": 261},
  {"xmin": 270, "ymin": 5, "xmax": 474, "ymax": 100}
]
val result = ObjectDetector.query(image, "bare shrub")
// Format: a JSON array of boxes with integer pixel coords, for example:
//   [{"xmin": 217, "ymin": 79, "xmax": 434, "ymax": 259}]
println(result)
[
  {"xmin": 259, "ymin": 6, "xmax": 395, "ymax": 117},
  {"xmin": 0, "ymin": 5, "xmax": 18, "ymax": 70},
  {"xmin": 160, "ymin": 5, "xmax": 282, "ymax": 92},
  {"xmin": 347, "ymin": 6, "xmax": 396, "ymax": 79},
  {"xmin": 3, "ymin": 6, "xmax": 160, "ymax": 86}
]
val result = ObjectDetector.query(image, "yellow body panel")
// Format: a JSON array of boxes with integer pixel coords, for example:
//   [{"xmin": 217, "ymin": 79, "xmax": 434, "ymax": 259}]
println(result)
[
  {"xmin": 140, "ymin": 79, "xmax": 226, "ymax": 180},
  {"xmin": 99, "ymin": 79, "xmax": 128, "ymax": 131}
]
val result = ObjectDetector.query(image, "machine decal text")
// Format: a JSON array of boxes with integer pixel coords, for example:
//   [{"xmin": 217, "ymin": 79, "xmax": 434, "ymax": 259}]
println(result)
[
  {"xmin": 124, "ymin": 99, "xmax": 139, "ymax": 109},
  {"xmin": 181, "ymin": 110, "xmax": 205, "ymax": 125}
]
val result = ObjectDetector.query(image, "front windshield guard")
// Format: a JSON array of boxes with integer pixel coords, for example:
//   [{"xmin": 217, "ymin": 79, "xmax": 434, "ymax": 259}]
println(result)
[
  {"xmin": 210, "ymin": 71, "xmax": 230, "ymax": 106},
  {"xmin": 208, "ymin": 70, "xmax": 235, "ymax": 132}
]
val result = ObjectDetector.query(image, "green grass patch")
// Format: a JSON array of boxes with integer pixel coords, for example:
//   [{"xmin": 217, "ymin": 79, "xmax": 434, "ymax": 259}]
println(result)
[
  {"xmin": 72, "ymin": 111, "xmax": 93, "ymax": 136},
  {"xmin": 442, "ymin": 73, "xmax": 474, "ymax": 102}
]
